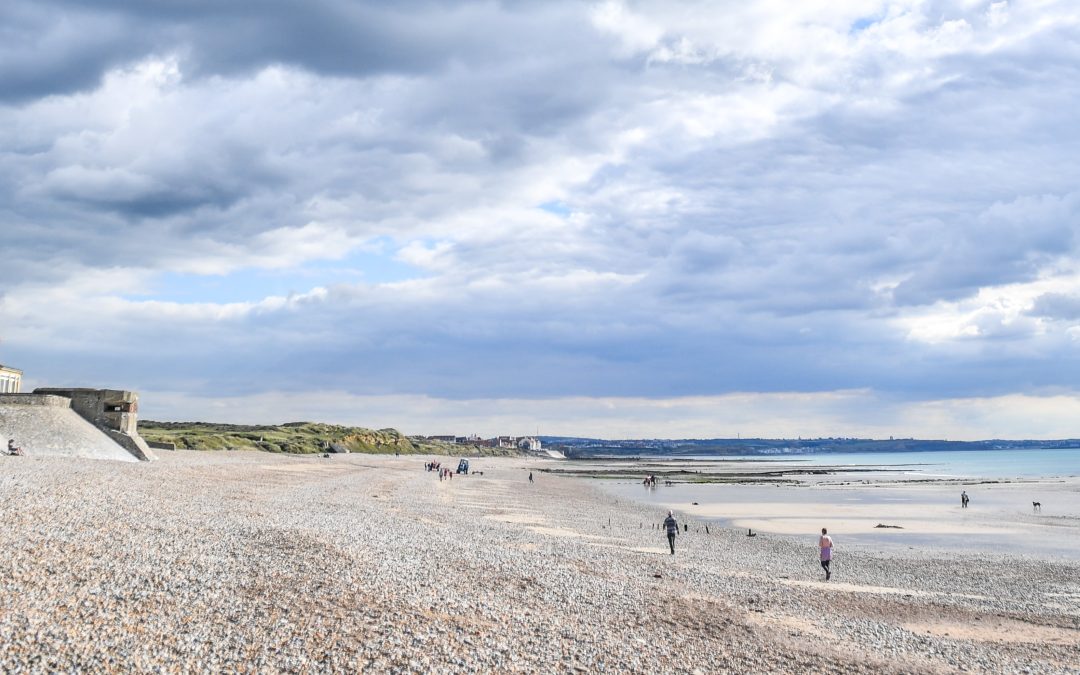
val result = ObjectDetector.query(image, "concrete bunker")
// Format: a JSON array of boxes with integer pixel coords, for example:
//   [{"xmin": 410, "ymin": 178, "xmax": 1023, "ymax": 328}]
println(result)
[
  {"xmin": 0, "ymin": 387, "xmax": 157, "ymax": 462},
  {"xmin": 33, "ymin": 388, "xmax": 156, "ymax": 461}
]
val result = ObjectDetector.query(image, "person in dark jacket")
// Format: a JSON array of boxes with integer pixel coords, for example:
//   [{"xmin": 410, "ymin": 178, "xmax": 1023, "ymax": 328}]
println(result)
[{"xmin": 663, "ymin": 510, "xmax": 678, "ymax": 555}]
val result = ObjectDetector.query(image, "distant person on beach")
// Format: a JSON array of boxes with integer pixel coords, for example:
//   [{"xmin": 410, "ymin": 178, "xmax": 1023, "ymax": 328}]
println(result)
[
  {"xmin": 819, "ymin": 528, "xmax": 833, "ymax": 580},
  {"xmin": 663, "ymin": 511, "xmax": 678, "ymax": 555},
  {"xmin": 7, "ymin": 439, "xmax": 23, "ymax": 456},
  {"xmin": 528, "ymin": 472, "xmax": 534, "ymax": 483},
  {"xmin": 961, "ymin": 490, "xmax": 969, "ymax": 508}
]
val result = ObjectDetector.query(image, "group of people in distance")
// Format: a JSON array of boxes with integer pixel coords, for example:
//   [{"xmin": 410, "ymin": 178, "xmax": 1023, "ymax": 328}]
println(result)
[
  {"xmin": 6, "ymin": 439, "xmax": 23, "ymax": 456},
  {"xmin": 425, "ymin": 461, "xmax": 456, "ymax": 481}
]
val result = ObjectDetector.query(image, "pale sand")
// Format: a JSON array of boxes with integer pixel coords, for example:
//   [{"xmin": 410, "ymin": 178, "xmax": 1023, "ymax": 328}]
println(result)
[
  {"xmin": 905, "ymin": 619, "xmax": 1078, "ymax": 646},
  {"xmin": 683, "ymin": 502, "xmax": 1022, "ymax": 535}
]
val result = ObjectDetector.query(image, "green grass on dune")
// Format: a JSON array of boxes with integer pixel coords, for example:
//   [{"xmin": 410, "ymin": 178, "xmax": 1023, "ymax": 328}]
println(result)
[{"xmin": 138, "ymin": 421, "xmax": 520, "ymax": 456}]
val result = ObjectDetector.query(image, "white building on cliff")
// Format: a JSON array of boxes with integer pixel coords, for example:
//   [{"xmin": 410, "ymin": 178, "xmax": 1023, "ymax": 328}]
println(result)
[{"xmin": 0, "ymin": 365, "xmax": 22, "ymax": 394}]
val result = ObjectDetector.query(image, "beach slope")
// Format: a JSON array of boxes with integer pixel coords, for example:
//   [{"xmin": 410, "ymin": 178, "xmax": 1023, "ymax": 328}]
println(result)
[{"xmin": 0, "ymin": 452, "xmax": 1076, "ymax": 673}]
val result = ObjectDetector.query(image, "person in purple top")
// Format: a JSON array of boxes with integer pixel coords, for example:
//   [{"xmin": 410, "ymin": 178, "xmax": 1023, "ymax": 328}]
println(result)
[{"xmin": 819, "ymin": 528, "xmax": 833, "ymax": 580}]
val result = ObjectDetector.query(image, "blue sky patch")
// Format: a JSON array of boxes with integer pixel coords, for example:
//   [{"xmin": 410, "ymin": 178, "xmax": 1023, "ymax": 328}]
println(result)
[
  {"xmin": 134, "ymin": 248, "xmax": 422, "ymax": 304},
  {"xmin": 539, "ymin": 200, "xmax": 572, "ymax": 218},
  {"xmin": 850, "ymin": 17, "xmax": 879, "ymax": 33}
]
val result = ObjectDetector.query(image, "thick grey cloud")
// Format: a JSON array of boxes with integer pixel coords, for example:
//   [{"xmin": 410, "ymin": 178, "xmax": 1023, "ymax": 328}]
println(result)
[
  {"xmin": 1030, "ymin": 293, "xmax": 1080, "ymax": 321},
  {"xmin": 13, "ymin": 1, "xmax": 601, "ymax": 96},
  {"xmin": 2, "ymin": 0, "xmax": 1080, "ymax": 436},
  {"xmin": 0, "ymin": 4, "xmax": 151, "ymax": 102}
]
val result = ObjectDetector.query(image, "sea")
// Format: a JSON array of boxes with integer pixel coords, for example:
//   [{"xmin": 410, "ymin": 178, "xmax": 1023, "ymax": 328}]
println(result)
[
  {"xmin": 660, "ymin": 447, "xmax": 1080, "ymax": 479},
  {"xmin": 592, "ymin": 447, "xmax": 1080, "ymax": 557}
]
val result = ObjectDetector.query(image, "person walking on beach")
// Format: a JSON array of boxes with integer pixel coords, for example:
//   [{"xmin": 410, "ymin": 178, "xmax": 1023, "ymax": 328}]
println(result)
[
  {"xmin": 663, "ymin": 510, "xmax": 678, "ymax": 555},
  {"xmin": 528, "ymin": 472, "xmax": 533, "ymax": 483},
  {"xmin": 961, "ymin": 490, "xmax": 969, "ymax": 508},
  {"xmin": 819, "ymin": 528, "xmax": 833, "ymax": 580}
]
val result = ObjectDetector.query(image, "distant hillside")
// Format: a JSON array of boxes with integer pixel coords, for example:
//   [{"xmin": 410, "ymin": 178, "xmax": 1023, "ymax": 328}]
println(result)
[
  {"xmin": 541, "ymin": 436, "xmax": 1080, "ymax": 457},
  {"xmin": 140, "ymin": 421, "xmax": 520, "ymax": 456}
]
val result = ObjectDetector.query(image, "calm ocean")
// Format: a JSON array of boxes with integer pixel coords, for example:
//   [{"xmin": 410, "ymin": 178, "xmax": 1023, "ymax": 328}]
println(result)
[
  {"xmin": 629, "ymin": 447, "xmax": 1080, "ymax": 479},
  {"xmin": 761, "ymin": 447, "xmax": 1080, "ymax": 479},
  {"xmin": 597, "ymin": 447, "xmax": 1080, "ymax": 557}
]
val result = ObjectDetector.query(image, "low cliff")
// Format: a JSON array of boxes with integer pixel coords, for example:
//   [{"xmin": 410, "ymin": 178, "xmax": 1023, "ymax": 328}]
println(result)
[{"xmin": 139, "ymin": 421, "xmax": 520, "ymax": 456}]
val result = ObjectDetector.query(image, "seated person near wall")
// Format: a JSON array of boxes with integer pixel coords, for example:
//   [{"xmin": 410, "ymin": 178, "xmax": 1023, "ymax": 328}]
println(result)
[{"xmin": 7, "ymin": 439, "xmax": 23, "ymax": 456}]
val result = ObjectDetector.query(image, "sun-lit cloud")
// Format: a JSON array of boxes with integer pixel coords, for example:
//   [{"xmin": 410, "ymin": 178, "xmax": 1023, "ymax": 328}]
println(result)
[{"xmin": 2, "ymin": 0, "xmax": 1079, "ymax": 438}]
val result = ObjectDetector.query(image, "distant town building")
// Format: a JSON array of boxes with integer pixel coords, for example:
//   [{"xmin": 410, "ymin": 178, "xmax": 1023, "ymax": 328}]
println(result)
[
  {"xmin": 0, "ymin": 365, "xmax": 22, "ymax": 394},
  {"xmin": 494, "ymin": 435, "xmax": 543, "ymax": 451},
  {"xmin": 428, "ymin": 434, "xmax": 541, "ymax": 450},
  {"xmin": 455, "ymin": 435, "xmax": 486, "ymax": 445}
]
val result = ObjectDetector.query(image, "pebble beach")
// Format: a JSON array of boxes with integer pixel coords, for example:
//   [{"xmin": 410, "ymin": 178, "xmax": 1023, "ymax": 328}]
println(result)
[{"xmin": 1, "ymin": 451, "xmax": 1078, "ymax": 673}]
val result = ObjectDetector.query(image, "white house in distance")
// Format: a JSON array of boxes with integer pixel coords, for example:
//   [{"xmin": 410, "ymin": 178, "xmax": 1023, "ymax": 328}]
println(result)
[
  {"xmin": 0, "ymin": 365, "xmax": 22, "ymax": 394},
  {"xmin": 422, "ymin": 432, "xmax": 563, "ymax": 458},
  {"xmin": 497, "ymin": 436, "xmax": 542, "ymax": 452}
]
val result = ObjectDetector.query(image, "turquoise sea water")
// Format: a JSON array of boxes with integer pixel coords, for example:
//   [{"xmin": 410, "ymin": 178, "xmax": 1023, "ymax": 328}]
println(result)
[
  {"xmin": 634, "ymin": 447, "xmax": 1080, "ymax": 479},
  {"xmin": 756, "ymin": 448, "xmax": 1080, "ymax": 479},
  {"xmin": 595, "ymin": 448, "xmax": 1080, "ymax": 557}
]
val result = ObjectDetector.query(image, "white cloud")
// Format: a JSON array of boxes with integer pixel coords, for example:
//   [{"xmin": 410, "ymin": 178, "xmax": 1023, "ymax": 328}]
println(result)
[
  {"xmin": 3, "ymin": 0, "xmax": 1080, "ymax": 438},
  {"xmin": 590, "ymin": 1, "xmax": 665, "ymax": 56},
  {"xmin": 899, "ymin": 263, "xmax": 1080, "ymax": 344}
]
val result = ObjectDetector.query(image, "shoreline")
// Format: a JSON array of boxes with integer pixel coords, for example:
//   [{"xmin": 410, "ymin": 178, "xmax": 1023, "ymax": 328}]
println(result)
[
  {"xmin": 1, "ymin": 451, "xmax": 1078, "ymax": 672},
  {"xmin": 589, "ymin": 462, "xmax": 1080, "ymax": 560}
]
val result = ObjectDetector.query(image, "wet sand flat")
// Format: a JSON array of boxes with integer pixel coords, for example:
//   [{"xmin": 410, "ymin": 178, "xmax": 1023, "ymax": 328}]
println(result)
[{"xmin": 598, "ymin": 469, "xmax": 1080, "ymax": 558}]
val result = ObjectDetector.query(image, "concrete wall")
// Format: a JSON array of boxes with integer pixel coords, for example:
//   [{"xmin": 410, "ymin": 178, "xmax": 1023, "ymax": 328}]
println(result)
[
  {"xmin": 0, "ymin": 394, "xmax": 71, "ymax": 408},
  {"xmin": 32, "ymin": 388, "xmax": 156, "ymax": 461},
  {"xmin": 34, "ymin": 388, "xmax": 140, "ymax": 435},
  {"xmin": 0, "ymin": 401, "xmax": 140, "ymax": 462}
]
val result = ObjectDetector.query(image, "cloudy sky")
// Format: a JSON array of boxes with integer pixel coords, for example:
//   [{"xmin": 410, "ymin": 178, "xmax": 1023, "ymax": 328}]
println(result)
[{"xmin": 2, "ymin": 0, "xmax": 1079, "ymax": 440}]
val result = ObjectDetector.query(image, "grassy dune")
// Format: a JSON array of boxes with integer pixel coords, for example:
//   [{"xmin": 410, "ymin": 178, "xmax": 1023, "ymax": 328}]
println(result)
[{"xmin": 139, "ymin": 421, "xmax": 519, "ymax": 456}]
